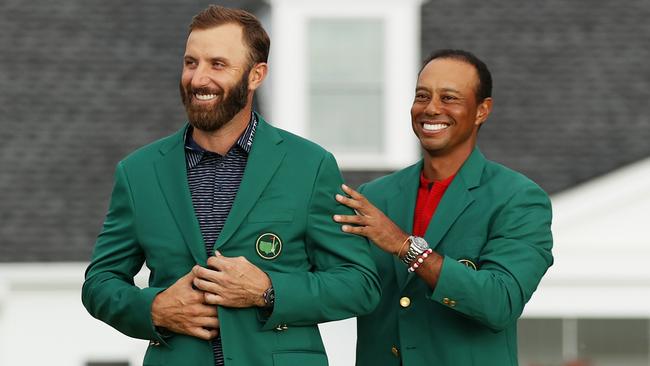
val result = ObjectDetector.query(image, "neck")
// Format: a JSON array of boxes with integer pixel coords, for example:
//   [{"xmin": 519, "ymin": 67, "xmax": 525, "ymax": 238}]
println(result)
[
  {"xmin": 422, "ymin": 143, "xmax": 475, "ymax": 181},
  {"xmin": 191, "ymin": 104, "xmax": 253, "ymax": 155}
]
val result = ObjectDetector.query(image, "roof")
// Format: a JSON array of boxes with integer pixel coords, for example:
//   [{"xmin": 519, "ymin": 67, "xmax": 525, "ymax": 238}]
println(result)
[
  {"xmin": 1, "ymin": 0, "xmax": 648, "ymax": 262},
  {"xmin": 525, "ymin": 156, "xmax": 650, "ymax": 317},
  {"xmin": 420, "ymin": 0, "xmax": 650, "ymax": 194},
  {"xmin": 0, "ymin": 0, "xmax": 267, "ymax": 262}
]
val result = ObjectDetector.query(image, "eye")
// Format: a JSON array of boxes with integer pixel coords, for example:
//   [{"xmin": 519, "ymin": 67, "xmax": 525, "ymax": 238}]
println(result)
[
  {"xmin": 212, "ymin": 61, "xmax": 226, "ymax": 69},
  {"xmin": 184, "ymin": 59, "xmax": 197, "ymax": 68},
  {"xmin": 441, "ymin": 95, "xmax": 458, "ymax": 102},
  {"xmin": 414, "ymin": 93, "xmax": 430, "ymax": 102}
]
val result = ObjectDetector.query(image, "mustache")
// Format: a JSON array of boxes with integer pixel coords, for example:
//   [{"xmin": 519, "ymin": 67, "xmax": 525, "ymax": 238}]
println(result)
[{"xmin": 185, "ymin": 86, "xmax": 224, "ymax": 97}]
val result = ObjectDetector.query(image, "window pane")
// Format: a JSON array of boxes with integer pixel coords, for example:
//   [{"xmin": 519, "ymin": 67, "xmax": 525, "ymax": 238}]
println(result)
[{"xmin": 308, "ymin": 18, "xmax": 384, "ymax": 153}]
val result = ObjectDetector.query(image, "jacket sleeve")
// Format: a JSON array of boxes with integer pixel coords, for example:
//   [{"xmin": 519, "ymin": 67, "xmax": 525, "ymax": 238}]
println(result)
[
  {"xmin": 431, "ymin": 184, "xmax": 553, "ymax": 331},
  {"xmin": 261, "ymin": 152, "xmax": 381, "ymax": 330},
  {"xmin": 81, "ymin": 162, "xmax": 167, "ymax": 342}
]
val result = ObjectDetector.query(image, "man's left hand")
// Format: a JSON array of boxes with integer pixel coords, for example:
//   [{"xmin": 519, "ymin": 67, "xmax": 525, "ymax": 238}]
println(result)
[
  {"xmin": 334, "ymin": 184, "xmax": 409, "ymax": 257},
  {"xmin": 192, "ymin": 253, "xmax": 271, "ymax": 308}
]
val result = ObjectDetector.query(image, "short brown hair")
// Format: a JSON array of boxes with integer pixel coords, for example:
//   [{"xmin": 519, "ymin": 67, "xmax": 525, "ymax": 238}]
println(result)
[{"xmin": 189, "ymin": 5, "xmax": 270, "ymax": 66}]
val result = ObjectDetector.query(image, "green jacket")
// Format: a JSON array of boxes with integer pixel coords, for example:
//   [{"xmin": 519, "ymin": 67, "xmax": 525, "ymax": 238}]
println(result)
[
  {"xmin": 82, "ymin": 115, "xmax": 380, "ymax": 366},
  {"xmin": 356, "ymin": 148, "xmax": 553, "ymax": 366}
]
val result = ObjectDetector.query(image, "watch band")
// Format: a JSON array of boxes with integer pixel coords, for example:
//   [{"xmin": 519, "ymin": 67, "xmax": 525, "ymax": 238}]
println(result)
[{"xmin": 401, "ymin": 236, "xmax": 429, "ymax": 265}]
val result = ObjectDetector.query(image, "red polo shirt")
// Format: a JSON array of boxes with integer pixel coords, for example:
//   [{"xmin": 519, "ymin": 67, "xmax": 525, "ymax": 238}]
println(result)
[{"xmin": 412, "ymin": 171, "xmax": 456, "ymax": 237}]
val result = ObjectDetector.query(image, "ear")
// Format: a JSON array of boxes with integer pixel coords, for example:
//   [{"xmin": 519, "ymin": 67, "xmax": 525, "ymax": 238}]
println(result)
[
  {"xmin": 475, "ymin": 97, "xmax": 493, "ymax": 127},
  {"xmin": 247, "ymin": 62, "xmax": 268, "ymax": 91}
]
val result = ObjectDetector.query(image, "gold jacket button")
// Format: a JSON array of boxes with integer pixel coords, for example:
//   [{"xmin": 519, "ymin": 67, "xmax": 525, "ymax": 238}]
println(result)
[
  {"xmin": 449, "ymin": 300, "xmax": 457, "ymax": 307},
  {"xmin": 442, "ymin": 297, "xmax": 450, "ymax": 305},
  {"xmin": 399, "ymin": 296, "xmax": 411, "ymax": 308},
  {"xmin": 391, "ymin": 345, "xmax": 400, "ymax": 357},
  {"xmin": 149, "ymin": 340, "xmax": 160, "ymax": 347}
]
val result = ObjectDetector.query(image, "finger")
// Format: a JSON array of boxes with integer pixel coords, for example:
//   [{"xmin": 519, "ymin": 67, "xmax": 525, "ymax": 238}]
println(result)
[
  {"xmin": 335, "ymin": 194, "xmax": 362, "ymax": 209},
  {"xmin": 204, "ymin": 291, "xmax": 226, "ymax": 305},
  {"xmin": 207, "ymin": 255, "xmax": 229, "ymax": 271},
  {"xmin": 195, "ymin": 304, "xmax": 219, "ymax": 317},
  {"xmin": 192, "ymin": 327, "xmax": 219, "ymax": 340},
  {"xmin": 193, "ymin": 265, "xmax": 222, "ymax": 282},
  {"xmin": 341, "ymin": 184, "xmax": 366, "ymax": 201},
  {"xmin": 341, "ymin": 224, "xmax": 368, "ymax": 237},
  {"xmin": 193, "ymin": 277, "xmax": 221, "ymax": 293},
  {"xmin": 333, "ymin": 214, "xmax": 365, "ymax": 225},
  {"xmin": 180, "ymin": 270, "xmax": 197, "ymax": 284},
  {"xmin": 194, "ymin": 316, "xmax": 220, "ymax": 329}
]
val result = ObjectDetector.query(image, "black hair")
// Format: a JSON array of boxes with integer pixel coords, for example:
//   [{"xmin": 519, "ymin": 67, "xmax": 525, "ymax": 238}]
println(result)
[{"xmin": 420, "ymin": 49, "xmax": 492, "ymax": 102}]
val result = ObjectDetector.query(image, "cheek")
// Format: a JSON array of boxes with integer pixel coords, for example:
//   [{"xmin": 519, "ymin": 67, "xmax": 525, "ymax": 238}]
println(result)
[
  {"xmin": 181, "ymin": 70, "xmax": 194, "ymax": 86},
  {"xmin": 410, "ymin": 104, "xmax": 422, "ymax": 120}
]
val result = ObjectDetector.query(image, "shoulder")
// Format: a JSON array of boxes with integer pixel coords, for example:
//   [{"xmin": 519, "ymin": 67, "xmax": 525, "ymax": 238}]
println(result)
[
  {"xmin": 259, "ymin": 121, "xmax": 334, "ymax": 170},
  {"xmin": 359, "ymin": 162, "xmax": 421, "ymax": 202},
  {"xmin": 483, "ymin": 159, "xmax": 547, "ymax": 196},
  {"xmin": 477, "ymin": 158, "xmax": 551, "ymax": 213},
  {"xmin": 274, "ymin": 126, "xmax": 330, "ymax": 159},
  {"xmin": 119, "ymin": 127, "xmax": 185, "ymax": 168}
]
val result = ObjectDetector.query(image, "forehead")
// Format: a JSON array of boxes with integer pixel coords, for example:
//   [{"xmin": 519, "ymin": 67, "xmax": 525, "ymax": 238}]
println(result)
[
  {"xmin": 417, "ymin": 58, "xmax": 479, "ymax": 94},
  {"xmin": 185, "ymin": 23, "xmax": 248, "ymax": 63}
]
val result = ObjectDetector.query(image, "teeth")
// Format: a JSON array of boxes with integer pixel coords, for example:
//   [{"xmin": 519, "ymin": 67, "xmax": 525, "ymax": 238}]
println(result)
[
  {"xmin": 423, "ymin": 123, "xmax": 448, "ymax": 131},
  {"xmin": 195, "ymin": 93, "xmax": 217, "ymax": 101}
]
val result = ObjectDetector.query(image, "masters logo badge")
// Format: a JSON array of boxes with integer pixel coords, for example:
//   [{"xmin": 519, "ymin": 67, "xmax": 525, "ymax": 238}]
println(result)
[{"xmin": 256, "ymin": 233, "xmax": 282, "ymax": 260}]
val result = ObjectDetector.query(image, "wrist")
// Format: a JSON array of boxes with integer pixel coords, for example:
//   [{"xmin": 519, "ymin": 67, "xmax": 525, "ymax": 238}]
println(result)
[
  {"xmin": 401, "ymin": 236, "xmax": 430, "ymax": 265},
  {"xmin": 151, "ymin": 294, "xmax": 165, "ymax": 327},
  {"xmin": 395, "ymin": 234, "xmax": 411, "ymax": 258},
  {"xmin": 261, "ymin": 285, "xmax": 275, "ymax": 308}
]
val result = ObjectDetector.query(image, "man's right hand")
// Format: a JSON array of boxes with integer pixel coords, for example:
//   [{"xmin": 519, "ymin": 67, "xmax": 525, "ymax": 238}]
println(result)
[{"xmin": 151, "ymin": 271, "xmax": 219, "ymax": 340}]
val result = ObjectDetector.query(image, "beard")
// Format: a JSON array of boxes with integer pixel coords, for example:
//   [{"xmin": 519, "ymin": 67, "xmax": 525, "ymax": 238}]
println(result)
[{"xmin": 180, "ymin": 71, "xmax": 249, "ymax": 132}]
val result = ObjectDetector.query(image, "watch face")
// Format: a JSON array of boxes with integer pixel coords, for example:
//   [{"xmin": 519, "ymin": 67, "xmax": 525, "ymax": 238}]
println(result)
[{"xmin": 412, "ymin": 236, "xmax": 429, "ymax": 249}]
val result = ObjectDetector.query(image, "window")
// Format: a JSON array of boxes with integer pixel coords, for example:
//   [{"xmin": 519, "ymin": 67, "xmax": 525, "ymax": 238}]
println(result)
[
  {"xmin": 267, "ymin": 0, "xmax": 425, "ymax": 169},
  {"xmin": 308, "ymin": 18, "xmax": 384, "ymax": 154}
]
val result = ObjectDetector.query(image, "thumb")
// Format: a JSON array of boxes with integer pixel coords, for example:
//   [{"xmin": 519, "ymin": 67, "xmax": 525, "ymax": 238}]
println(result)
[{"xmin": 179, "ymin": 268, "xmax": 199, "ymax": 283}]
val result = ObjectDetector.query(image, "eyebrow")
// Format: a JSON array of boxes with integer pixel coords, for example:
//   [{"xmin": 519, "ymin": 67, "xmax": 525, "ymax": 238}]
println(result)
[
  {"xmin": 183, "ymin": 55, "xmax": 231, "ymax": 64},
  {"xmin": 208, "ymin": 56, "xmax": 230, "ymax": 64},
  {"xmin": 415, "ymin": 86, "xmax": 462, "ymax": 94},
  {"xmin": 437, "ymin": 87, "xmax": 461, "ymax": 94}
]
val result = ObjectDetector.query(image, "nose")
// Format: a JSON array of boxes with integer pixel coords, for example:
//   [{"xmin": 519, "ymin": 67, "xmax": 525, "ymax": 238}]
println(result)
[
  {"xmin": 189, "ymin": 63, "xmax": 212, "ymax": 89},
  {"xmin": 423, "ymin": 98, "xmax": 442, "ymax": 116}
]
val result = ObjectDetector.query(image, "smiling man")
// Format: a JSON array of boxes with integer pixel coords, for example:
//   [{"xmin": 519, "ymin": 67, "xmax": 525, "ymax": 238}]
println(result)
[
  {"xmin": 334, "ymin": 49, "xmax": 553, "ymax": 365},
  {"xmin": 82, "ymin": 6, "xmax": 380, "ymax": 366}
]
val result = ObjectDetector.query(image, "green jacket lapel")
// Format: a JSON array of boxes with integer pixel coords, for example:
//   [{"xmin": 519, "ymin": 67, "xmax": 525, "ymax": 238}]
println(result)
[
  {"xmin": 154, "ymin": 126, "xmax": 207, "ymax": 265},
  {"xmin": 386, "ymin": 161, "xmax": 421, "ymax": 289},
  {"xmin": 213, "ymin": 115, "xmax": 286, "ymax": 252},
  {"xmin": 402, "ymin": 147, "xmax": 486, "ymax": 289}
]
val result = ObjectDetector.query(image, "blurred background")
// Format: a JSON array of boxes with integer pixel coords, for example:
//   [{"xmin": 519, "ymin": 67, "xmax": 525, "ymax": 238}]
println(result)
[{"xmin": 1, "ymin": 0, "xmax": 649, "ymax": 365}]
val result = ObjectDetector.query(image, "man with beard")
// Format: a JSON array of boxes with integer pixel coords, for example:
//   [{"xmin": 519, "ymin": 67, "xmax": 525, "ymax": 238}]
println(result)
[
  {"xmin": 334, "ymin": 50, "xmax": 553, "ymax": 365},
  {"xmin": 82, "ymin": 6, "xmax": 380, "ymax": 366}
]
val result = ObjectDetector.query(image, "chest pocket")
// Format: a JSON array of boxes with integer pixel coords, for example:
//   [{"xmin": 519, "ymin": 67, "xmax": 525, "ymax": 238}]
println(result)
[
  {"xmin": 247, "ymin": 207, "xmax": 294, "ymax": 223},
  {"xmin": 438, "ymin": 235, "xmax": 485, "ymax": 269}
]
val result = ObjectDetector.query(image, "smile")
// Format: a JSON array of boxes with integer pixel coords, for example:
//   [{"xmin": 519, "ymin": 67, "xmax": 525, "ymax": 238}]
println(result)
[
  {"xmin": 422, "ymin": 123, "xmax": 449, "ymax": 131},
  {"xmin": 194, "ymin": 93, "xmax": 218, "ymax": 101}
]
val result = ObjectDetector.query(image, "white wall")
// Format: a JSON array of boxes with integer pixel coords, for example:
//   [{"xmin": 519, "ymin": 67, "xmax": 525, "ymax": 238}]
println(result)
[{"xmin": 0, "ymin": 263, "xmax": 357, "ymax": 366}]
